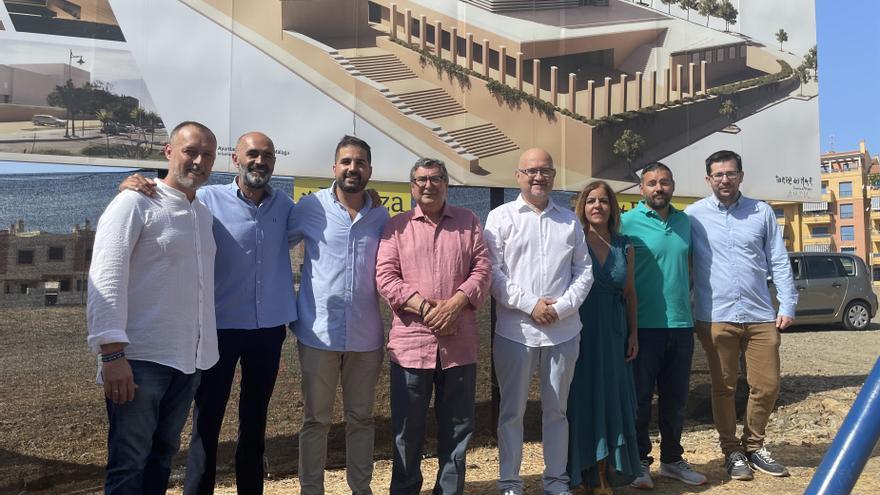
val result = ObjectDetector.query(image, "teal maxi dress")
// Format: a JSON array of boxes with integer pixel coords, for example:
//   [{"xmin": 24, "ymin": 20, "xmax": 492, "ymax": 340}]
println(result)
[{"xmin": 566, "ymin": 234, "xmax": 641, "ymax": 488}]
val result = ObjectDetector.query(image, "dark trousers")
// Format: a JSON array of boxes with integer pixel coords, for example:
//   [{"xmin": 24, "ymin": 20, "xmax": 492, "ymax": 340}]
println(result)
[
  {"xmin": 184, "ymin": 326, "xmax": 286, "ymax": 495},
  {"xmin": 105, "ymin": 360, "xmax": 200, "ymax": 495},
  {"xmin": 633, "ymin": 328, "xmax": 694, "ymax": 465},
  {"xmin": 390, "ymin": 361, "xmax": 476, "ymax": 495}
]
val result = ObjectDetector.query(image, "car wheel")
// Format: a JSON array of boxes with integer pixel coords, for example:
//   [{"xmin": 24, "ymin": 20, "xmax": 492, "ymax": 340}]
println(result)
[{"xmin": 843, "ymin": 301, "xmax": 870, "ymax": 330}]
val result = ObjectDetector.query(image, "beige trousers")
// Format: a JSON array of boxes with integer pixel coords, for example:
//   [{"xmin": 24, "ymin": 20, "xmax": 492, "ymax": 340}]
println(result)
[
  {"xmin": 297, "ymin": 342, "xmax": 384, "ymax": 495},
  {"xmin": 696, "ymin": 321, "xmax": 781, "ymax": 456}
]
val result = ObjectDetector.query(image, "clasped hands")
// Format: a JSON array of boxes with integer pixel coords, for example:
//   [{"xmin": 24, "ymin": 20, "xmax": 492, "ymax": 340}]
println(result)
[
  {"xmin": 530, "ymin": 297, "xmax": 559, "ymax": 325},
  {"xmin": 408, "ymin": 292, "xmax": 468, "ymax": 336}
]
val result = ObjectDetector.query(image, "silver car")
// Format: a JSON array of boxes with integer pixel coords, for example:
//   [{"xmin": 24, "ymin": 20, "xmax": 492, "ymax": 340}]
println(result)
[{"xmin": 773, "ymin": 252, "xmax": 878, "ymax": 330}]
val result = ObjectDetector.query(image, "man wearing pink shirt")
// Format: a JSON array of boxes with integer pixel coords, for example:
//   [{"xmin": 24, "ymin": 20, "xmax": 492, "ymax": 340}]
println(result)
[{"xmin": 376, "ymin": 158, "xmax": 492, "ymax": 495}]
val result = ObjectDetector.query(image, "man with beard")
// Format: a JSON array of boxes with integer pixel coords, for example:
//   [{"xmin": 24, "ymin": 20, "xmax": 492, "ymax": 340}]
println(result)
[
  {"xmin": 484, "ymin": 148, "xmax": 593, "ymax": 495},
  {"xmin": 291, "ymin": 135, "xmax": 390, "ymax": 495},
  {"xmin": 619, "ymin": 162, "xmax": 707, "ymax": 489},
  {"xmin": 88, "ymin": 121, "xmax": 219, "ymax": 493},
  {"xmin": 119, "ymin": 131, "xmax": 298, "ymax": 494}
]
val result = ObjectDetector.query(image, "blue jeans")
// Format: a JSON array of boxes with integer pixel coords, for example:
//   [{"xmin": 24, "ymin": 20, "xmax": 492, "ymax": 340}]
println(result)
[
  {"xmin": 633, "ymin": 328, "xmax": 694, "ymax": 465},
  {"xmin": 104, "ymin": 360, "xmax": 201, "ymax": 494}
]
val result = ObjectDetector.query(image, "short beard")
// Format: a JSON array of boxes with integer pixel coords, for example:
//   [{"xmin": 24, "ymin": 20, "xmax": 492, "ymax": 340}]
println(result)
[
  {"xmin": 243, "ymin": 170, "xmax": 270, "ymax": 189},
  {"xmin": 175, "ymin": 172, "xmax": 206, "ymax": 191},
  {"xmin": 645, "ymin": 195, "xmax": 669, "ymax": 210},
  {"xmin": 338, "ymin": 174, "xmax": 365, "ymax": 193}
]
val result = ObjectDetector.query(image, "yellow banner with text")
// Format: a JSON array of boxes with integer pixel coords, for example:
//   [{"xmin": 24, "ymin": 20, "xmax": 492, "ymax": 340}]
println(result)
[{"xmin": 292, "ymin": 178, "xmax": 412, "ymax": 216}]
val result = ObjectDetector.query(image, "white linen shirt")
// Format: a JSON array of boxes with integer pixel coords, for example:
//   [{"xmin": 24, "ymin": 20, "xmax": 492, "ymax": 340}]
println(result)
[
  {"xmin": 484, "ymin": 194, "xmax": 593, "ymax": 347},
  {"xmin": 87, "ymin": 180, "xmax": 218, "ymax": 377}
]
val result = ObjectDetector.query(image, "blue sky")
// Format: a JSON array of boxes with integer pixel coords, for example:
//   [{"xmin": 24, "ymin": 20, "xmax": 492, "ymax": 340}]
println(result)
[{"xmin": 816, "ymin": 0, "xmax": 880, "ymax": 154}]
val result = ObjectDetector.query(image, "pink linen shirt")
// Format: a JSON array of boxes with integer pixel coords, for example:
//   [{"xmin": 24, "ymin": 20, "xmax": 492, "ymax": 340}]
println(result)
[{"xmin": 376, "ymin": 203, "xmax": 491, "ymax": 370}]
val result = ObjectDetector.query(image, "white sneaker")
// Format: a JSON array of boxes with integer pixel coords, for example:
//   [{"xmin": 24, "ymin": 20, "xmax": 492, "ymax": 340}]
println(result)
[
  {"xmin": 659, "ymin": 459, "xmax": 708, "ymax": 486},
  {"xmin": 630, "ymin": 460, "xmax": 654, "ymax": 489}
]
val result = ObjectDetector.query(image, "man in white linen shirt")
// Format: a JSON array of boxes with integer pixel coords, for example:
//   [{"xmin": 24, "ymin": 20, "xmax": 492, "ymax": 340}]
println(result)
[
  {"xmin": 87, "ymin": 121, "xmax": 220, "ymax": 494},
  {"xmin": 484, "ymin": 148, "xmax": 593, "ymax": 495}
]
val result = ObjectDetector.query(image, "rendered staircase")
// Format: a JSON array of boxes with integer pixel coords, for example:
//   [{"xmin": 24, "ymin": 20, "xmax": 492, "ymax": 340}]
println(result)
[
  {"xmin": 396, "ymin": 88, "xmax": 467, "ymax": 120},
  {"xmin": 447, "ymin": 123, "xmax": 519, "ymax": 159},
  {"xmin": 348, "ymin": 54, "xmax": 416, "ymax": 82},
  {"xmin": 462, "ymin": 0, "xmax": 582, "ymax": 12}
]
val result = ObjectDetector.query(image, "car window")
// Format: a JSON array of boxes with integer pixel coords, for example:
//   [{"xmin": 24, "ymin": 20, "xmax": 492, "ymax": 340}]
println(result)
[
  {"xmin": 804, "ymin": 256, "xmax": 845, "ymax": 279},
  {"xmin": 789, "ymin": 257, "xmax": 803, "ymax": 280},
  {"xmin": 839, "ymin": 257, "xmax": 857, "ymax": 277}
]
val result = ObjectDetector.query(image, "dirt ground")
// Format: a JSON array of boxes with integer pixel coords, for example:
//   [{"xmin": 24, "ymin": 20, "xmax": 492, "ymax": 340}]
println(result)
[{"xmin": 1, "ymin": 306, "xmax": 878, "ymax": 494}]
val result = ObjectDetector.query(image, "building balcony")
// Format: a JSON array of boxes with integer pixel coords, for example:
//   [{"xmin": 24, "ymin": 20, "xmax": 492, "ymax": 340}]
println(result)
[
  {"xmin": 803, "ymin": 237, "xmax": 834, "ymax": 252},
  {"xmin": 802, "ymin": 213, "xmax": 832, "ymax": 224},
  {"xmin": 871, "ymin": 210, "xmax": 880, "ymax": 220}
]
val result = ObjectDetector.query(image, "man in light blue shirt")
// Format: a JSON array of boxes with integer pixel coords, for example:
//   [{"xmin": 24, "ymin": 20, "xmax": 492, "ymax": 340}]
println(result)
[
  {"xmin": 686, "ymin": 150, "xmax": 797, "ymax": 482},
  {"xmin": 291, "ymin": 135, "xmax": 390, "ymax": 495},
  {"xmin": 121, "ymin": 131, "xmax": 297, "ymax": 494}
]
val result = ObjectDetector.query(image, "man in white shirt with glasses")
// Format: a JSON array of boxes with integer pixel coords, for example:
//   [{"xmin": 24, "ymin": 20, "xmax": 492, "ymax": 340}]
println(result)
[{"xmin": 484, "ymin": 148, "xmax": 593, "ymax": 495}]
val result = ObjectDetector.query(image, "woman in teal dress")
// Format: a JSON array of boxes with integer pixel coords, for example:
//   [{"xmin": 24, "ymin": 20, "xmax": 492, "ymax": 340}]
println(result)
[{"xmin": 567, "ymin": 180, "xmax": 640, "ymax": 493}]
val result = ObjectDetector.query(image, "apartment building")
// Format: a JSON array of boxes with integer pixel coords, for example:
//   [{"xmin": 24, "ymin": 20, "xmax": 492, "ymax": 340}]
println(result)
[{"xmin": 770, "ymin": 140, "xmax": 878, "ymax": 280}]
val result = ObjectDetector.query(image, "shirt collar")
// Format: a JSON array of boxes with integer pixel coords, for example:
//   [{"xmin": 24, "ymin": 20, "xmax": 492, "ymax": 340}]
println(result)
[
  {"xmin": 412, "ymin": 201, "xmax": 451, "ymax": 221},
  {"xmin": 515, "ymin": 193, "xmax": 558, "ymax": 214},
  {"xmin": 231, "ymin": 176, "xmax": 274, "ymax": 201},
  {"xmin": 709, "ymin": 192, "xmax": 743, "ymax": 210},
  {"xmin": 636, "ymin": 200, "xmax": 678, "ymax": 219},
  {"xmin": 156, "ymin": 179, "xmax": 190, "ymax": 202},
  {"xmin": 329, "ymin": 180, "xmax": 372, "ymax": 209}
]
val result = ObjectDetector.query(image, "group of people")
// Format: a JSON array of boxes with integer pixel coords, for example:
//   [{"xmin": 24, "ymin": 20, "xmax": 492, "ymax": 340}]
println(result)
[{"xmin": 85, "ymin": 120, "xmax": 797, "ymax": 495}]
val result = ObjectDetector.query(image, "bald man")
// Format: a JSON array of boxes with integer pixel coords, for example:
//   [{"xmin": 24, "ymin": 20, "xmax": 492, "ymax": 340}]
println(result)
[
  {"xmin": 120, "ymin": 131, "xmax": 297, "ymax": 494},
  {"xmin": 484, "ymin": 149, "xmax": 593, "ymax": 495}
]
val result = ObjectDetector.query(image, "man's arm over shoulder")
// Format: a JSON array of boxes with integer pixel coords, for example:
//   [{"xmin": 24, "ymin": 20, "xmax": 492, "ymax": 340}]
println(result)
[
  {"xmin": 483, "ymin": 207, "xmax": 540, "ymax": 314},
  {"xmin": 86, "ymin": 191, "xmax": 148, "ymax": 353}
]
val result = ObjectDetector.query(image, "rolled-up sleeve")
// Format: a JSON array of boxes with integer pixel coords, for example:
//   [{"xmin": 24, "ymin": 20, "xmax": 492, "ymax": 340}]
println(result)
[{"xmin": 86, "ymin": 193, "xmax": 144, "ymax": 353}]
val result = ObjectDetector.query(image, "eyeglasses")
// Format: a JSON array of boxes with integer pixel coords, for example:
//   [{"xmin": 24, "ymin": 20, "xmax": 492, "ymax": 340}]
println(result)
[
  {"xmin": 709, "ymin": 171, "xmax": 741, "ymax": 181},
  {"xmin": 518, "ymin": 167, "xmax": 556, "ymax": 178},
  {"xmin": 412, "ymin": 175, "xmax": 445, "ymax": 187}
]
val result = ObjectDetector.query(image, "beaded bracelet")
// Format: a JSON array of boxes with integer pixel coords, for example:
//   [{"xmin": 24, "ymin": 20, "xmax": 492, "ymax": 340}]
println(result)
[
  {"xmin": 418, "ymin": 299, "xmax": 428, "ymax": 318},
  {"xmin": 101, "ymin": 350, "xmax": 126, "ymax": 363}
]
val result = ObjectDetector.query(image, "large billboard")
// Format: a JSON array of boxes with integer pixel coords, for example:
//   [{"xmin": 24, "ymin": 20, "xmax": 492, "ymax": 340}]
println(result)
[{"xmin": 0, "ymin": 0, "xmax": 818, "ymax": 199}]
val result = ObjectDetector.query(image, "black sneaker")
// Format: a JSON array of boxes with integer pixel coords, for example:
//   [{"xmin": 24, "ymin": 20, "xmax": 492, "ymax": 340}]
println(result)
[
  {"xmin": 748, "ymin": 447, "xmax": 790, "ymax": 477},
  {"xmin": 726, "ymin": 451, "xmax": 754, "ymax": 481}
]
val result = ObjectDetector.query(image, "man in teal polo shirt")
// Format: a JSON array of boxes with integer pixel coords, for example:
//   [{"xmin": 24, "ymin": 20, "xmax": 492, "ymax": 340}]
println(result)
[{"xmin": 620, "ymin": 162, "xmax": 706, "ymax": 489}]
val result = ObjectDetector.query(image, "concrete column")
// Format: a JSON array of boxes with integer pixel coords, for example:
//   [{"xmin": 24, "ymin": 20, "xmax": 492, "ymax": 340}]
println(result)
[
  {"xmin": 586, "ymin": 79, "xmax": 595, "ymax": 119},
  {"xmin": 516, "ymin": 52, "xmax": 524, "ymax": 90},
  {"xmin": 419, "ymin": 15, "xmax": 427, "ymax": 51},
  {"xmin": 550, "ymin": 66, "xmax": 559, "ymax": 106},
  {"xmin": 676, "ymin": 64, "xmax": 684, "ymax": 99},
  {"xmin": 688, "ymin": 62, "xmax": 695, "ymax": 97},
  {"xmin": 700, "ymin": 60, "xmax": 707, "ymax": 94},
  {"xmin": 533, "ymin": 59, "xmax": 541, "ymax": 97},
  {"xmin": 664, "ymin": 68, "xmax": 671, "ymax": 102},
  {"xmin": 405, "ymin": 9, "xmax": 412, "ymax": 45},
  {"xmin": 450, "ymin": 27, "xmax": 458, "ymax": 63},
  {"xmin": 390, "ymin": 3, "xmax": 397, "ymax": 41},
  {"xmin": 635, "ymin": 71, "xmax": 643, "ymax": 109},
  {"xmin": 466, "ymin": 33, "xmax": 474, "ymax": 70},
  {"xmin": 568, "ymin": 73, "xmax": 577, "ymax": 112},
  {"xmin": 604, "ymin": 76, "xmax": 612, "ymax": 117},
  {"xmin": 649, "ymin": 70, "xmax": 657, "ymax": 106},
  {"xmin": 499, "ymin": 45, "xmax": 507, "ymax": 84},
  {"xmin": 482, "ymin": 39, "xmax": 490, "ymax": 77},
  {"xmin": 434, "ymin": 20, "xmax": 442, "ymax": 58}
]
